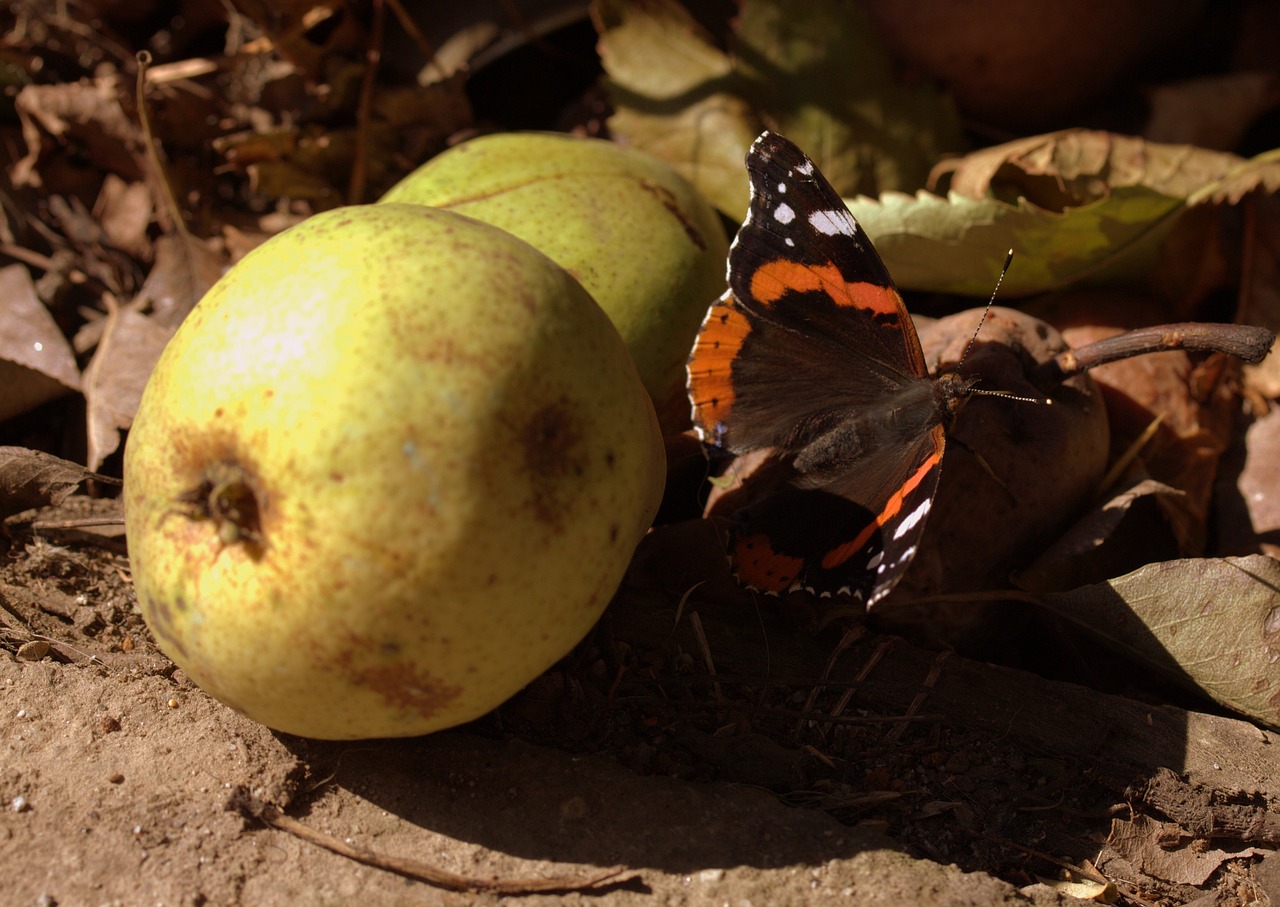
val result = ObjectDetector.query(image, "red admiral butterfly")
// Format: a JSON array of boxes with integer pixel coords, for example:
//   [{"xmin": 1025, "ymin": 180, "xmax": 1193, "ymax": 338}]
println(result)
[{"xmin": 687, "ymin": 131, "xmax": 976, "ymax": 605}]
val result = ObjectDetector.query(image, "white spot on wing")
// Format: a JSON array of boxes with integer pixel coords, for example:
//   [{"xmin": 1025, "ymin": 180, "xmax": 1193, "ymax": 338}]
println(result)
[
  {"xmin": 885, "ymin": 544, "xmax": 916, "ymax": 565},
  {"xmin": 893, "ymin": 498, "xmax": 931, "ymax": 540},
  {"xmin": 777, "ymin": 182, "xmax": 787, "ymax": 193},
  {"xmin": 773, "ymin": 202, "xmax": 796, "ymax": 225},
  {"xmin": 795, "ymin": 160, "xmax": 814, "ymax": 176},
  {"xmin": 809, "ymin": 208, "xmax": 858, "ymax": 237}
]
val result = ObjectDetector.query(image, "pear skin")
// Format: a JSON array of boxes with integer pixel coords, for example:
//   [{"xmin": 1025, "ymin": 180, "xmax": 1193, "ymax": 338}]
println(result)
[
  {"xmin": 380, "ymin": 132, "xmax": 728, "ymax": 432},
  {"xmin": 124, "ymin": 204, "xmax": 665, "ymax": 739}
]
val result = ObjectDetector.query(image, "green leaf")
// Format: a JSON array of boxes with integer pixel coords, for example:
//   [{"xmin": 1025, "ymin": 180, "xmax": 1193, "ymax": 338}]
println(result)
[
  {"xmin": 1038, "ymin": 556, "xmax": 1280, "ymax": 730},
  {"xmin": 865, "ymin": 131, "xmax": 1280, "ymax": 297},
  {"xmin": 594, "ymin": 0, "xmax": 962, "ymax": 219},
  {"xmin": 846, "ymin": 187, "xmax": 1187, "ymax": 297}
]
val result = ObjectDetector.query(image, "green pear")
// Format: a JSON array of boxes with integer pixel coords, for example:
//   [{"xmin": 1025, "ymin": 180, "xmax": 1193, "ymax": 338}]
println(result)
[
  {"xmin": 124, "ymin": 203, "xmax": 665, "ymax": 740},
  {"xmin": 379, "ymin": 132, "xmax": 728, "ymax": 433}
]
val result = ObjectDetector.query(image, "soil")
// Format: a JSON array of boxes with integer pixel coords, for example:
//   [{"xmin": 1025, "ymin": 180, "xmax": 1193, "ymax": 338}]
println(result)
[
  {"xmin": 3, "ymin": 510, "xmax": 1279, "ymax": 906},
  {"xmin": 3, "ymin": 4, "xmax": 1278, "ymax": 905}
]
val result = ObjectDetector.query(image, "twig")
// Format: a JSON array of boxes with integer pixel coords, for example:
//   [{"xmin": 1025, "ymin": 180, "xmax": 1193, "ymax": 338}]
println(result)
[
  {"xmin": 383, "ymin": 0, "xmax": 436, "ymax": 60},
  {"xmin": 348, "ymin": 0, "xmax": 385, "ymax": 204},
  {"xmin": 1032, "ymin": 322, "xmax": 1275, "ymax": 392},
  {"xmin": 233, "ymin": 792, "xmax": 634, "ymax": 895},
  {"xmin": 884, "ymin": 649, "xmax": 951, "ymax": 745},
  {"xmin": 28, "ymin": 516, "xmax": 125, "ymax": 530},
  {"xmin": 688, "ymin": 611, "xmax": 722, "ymax": 701},
  {"xmin": 795, "ymin": 624, "xmax": 864, "ymax": 737},
  {"xmin": 134, "ymin": 51, "xmax": 191, "ymax": 241}
]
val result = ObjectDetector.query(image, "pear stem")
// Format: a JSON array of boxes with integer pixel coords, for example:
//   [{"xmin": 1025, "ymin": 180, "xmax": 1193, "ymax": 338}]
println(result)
[{"xmin": 178, "ymin": 461, "xmax": 265, "ymax": 548}]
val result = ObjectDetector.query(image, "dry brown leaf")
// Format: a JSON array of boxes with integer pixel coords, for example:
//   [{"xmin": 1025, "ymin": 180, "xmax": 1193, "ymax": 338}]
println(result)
[
  {"xmin": 1039, "ymin": 556, "xmax": 1280, "ymax": 729},
  {"xmin": 11, "ymin": 75, "xmax": 144, "ymax": 188},
  {"xmin": 935, "ymin": 129, "xmax": 1249, "ymax": 207},
  {"xmin": 134, "ymin": 234, "xmax": 224, "ymax": 329},
  {"xmin": 1106, "ymin": 815, "xmax": 1261, "ymax": 886},
  {"xmin": 43, "ymin": 194, "xmax": 135, "ymax": 295},
  {"xmin": 230, "ymin": 0, "xmax": 365, "ymax": 77},
  {"xmin": 93, "ymin": 174, "xmax": 154, "ymax": 257},
  {"xmin": 1214, "ymin": 405, "xmax": 1280, "ymax": 558},
  {"xmin": 1015, "ymin": 478, "xmax": 1184, "ymax": 594},
  {"xmin": 0, "ymin": 446, "xmax": 100, "ymax": 519},
  {"xmin": 0, "ymin": 264, "xmax": 82, "ymax": 422},
  {"xmin": 81, "ymin": 299, "xmax": 173, "ymax": 471}
]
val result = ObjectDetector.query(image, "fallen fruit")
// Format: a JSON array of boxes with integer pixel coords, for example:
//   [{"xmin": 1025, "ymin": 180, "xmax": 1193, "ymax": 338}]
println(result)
[
  {"xmin": 124, "ymin": 203, "xmax": 665, "ymax": 740},
  {"xmin": 379, "ymin": 132, "xmax": 728, "ymax": 433}
]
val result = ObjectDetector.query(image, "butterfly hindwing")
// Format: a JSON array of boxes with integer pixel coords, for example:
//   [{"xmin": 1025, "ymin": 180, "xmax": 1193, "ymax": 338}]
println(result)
[{"xmin": 688, "ymin": 131, "xmax": 962, "ymax": 605}]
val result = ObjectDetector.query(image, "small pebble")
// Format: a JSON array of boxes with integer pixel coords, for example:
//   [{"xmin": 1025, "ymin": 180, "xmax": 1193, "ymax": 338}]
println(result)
[
  {"xmin": 11, "ymin": 795, "xmax": 29, "ymax": 813},
  {"xmin": 166, "ymin": 698, "xmax": 179, "ymax": 709},
  {"xmin": 107, "ymin": 773, "xmax": 124, "ymax": 784}
]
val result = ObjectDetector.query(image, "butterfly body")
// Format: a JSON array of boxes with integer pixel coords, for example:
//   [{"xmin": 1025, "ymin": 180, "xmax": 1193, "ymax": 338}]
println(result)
[{"xmin": 687, "ymin": 131, "xmax": 974, "ymax": 605}]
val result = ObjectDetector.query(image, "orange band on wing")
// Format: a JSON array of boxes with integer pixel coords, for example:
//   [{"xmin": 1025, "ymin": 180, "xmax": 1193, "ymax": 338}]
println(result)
[
  {"xmin": 750, "ymin": 260, "xmax": 901, "ymax": 319},
  {"xmin": 687, "ymin": 295, "xmax": 753, "ymax": 434},
  {"xmin": 733, "ymin": 532, "xmax": 803, "ymax": 591},
  {"xmin": 819, "ymin": 427, "xmax": 943, "ymax": 571}
]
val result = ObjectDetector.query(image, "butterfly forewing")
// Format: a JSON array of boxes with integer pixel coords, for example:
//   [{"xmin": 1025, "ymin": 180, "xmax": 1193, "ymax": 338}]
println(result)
[
  {"xmin": 687, "ymin": 130, "xmax": 957, "ymax": 604},
  {"xmin": 731, "ymin": 133, "xmax": 929, "ymax": 380}
]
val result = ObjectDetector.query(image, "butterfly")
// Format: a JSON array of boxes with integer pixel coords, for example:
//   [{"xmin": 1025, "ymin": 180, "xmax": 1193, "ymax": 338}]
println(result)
[{"xmin": 686, "ymin": 131, "xmax": 975, "ymax": 606}]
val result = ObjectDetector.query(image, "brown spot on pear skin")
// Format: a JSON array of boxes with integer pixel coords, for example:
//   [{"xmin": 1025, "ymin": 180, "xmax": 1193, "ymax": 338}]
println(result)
[
  {"xmin": 523, "ymin": 398, "xmax": 587, "ymax": 526},
  {"xmin": 328, "ymin": 635, "xmax": 464, "ymax": 721},
  {"xmin": 356, "ymin": 662, "xmax": 462, "ymax": 720}
]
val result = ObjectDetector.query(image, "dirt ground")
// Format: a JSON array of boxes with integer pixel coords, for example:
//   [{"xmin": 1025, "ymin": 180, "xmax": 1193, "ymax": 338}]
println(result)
[
  {"xmin": 3, "ymin": 3, "xmax": 1280, "ymax": 904},
  {"xmin": 3, "ymin": 512, "xmax": 1279, "ymax": 907}
]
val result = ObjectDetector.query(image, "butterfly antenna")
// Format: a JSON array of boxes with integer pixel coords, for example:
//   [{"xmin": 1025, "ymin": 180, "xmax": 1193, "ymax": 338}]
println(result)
[
  {"xmin": 969, "ymin": 387, "xmax": 1049, "ymax": 405},
  {"xmin": 959, "ymin": 248, "xmax": 1015, "ymax": 365},
  {"xmin": 958, "ymin": 249, "xmax": 1050, "ymax": 406}
]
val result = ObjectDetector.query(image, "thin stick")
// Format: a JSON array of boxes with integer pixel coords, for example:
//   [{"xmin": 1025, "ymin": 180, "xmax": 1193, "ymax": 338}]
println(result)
[
  {"xmin": 348, "ymin": 0, "xmax": 385, "ymax": 204},
  {"xmin": 884, "ymin": 649, "xmax": 950, "ymax": 745},
  {"xmin": 242, "ymin": 798, "xmax": 633, "ymax": 895},
  {"xmin": 28, "ymin": 516, "xmax": 125, "ymax": 530},
  {"xmin": 135, "ymin": 51, "xmax": 191, "ymax": 241},
  {"xmin": 383, "ymin": 0, "xmax": 436, "ymax": 60},
  {"xmin": 689, "ymin": 610, "xmax": 722, "ymax": 701},
  {"xmin": 795, "ymin": 624, "xmax": 864, "ymax": 737},
  {"xmin": 1033, "ymin": 322, "xmax": 1275, "ymax": 392}
]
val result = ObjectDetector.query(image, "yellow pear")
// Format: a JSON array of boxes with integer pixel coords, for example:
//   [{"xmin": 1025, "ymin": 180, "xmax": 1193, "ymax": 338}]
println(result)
[
  {"xmin": 379, "ymin": 132, "xmax": 728, "ymax": 432},
  {"xmin": 124, "ymin": 204, "xmax": 665, "ymax": 740}
]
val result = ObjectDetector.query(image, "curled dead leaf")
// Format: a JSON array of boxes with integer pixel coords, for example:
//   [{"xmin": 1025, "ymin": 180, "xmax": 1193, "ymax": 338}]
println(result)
[
  {"xmin": 0, "ymin": 264, "xmax": 81, "ymax": 422},
  {"xmin": 0, "ymin": 446, "xmax": 111, "ymax": 520},
  {"xmin": 81, "ymin": 300, "xmax": 174, "ymax": 471},
  {"xmin": 1105, "ymin": 813, "xmax": 1261, "ymax": 886},
  {"xmin": 1039, "ymin": 555, "xmax": 1280, "ymax": 730},
  {"xmin": 11, "ymin": 74, "xmax": 143, "ymax": 188}
]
